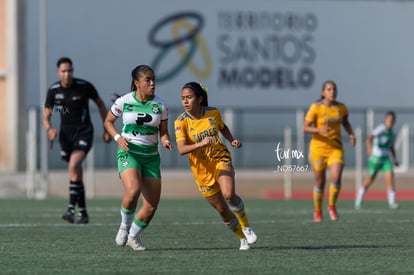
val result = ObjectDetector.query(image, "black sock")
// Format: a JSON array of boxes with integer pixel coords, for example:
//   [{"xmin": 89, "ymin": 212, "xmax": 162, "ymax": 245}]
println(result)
[
  {"xmin": 74, "ymin": 181, "xmax": 87, "ymax": 215},
  {"xmin": 68, "ymin": 181, "xmax": 79, "ymax": 213}
]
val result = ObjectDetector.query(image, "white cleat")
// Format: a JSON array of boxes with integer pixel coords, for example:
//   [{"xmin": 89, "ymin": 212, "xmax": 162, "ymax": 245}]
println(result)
[
  {"xmin": 389, "ymin": 203, "xmax": 399, "ymax": 210},
  {"xmin": 126, "ymin": 236, "xmax": 146, "ymax": 251},
  {"xmin": 115, "ymin": 226, "xmax": 129, "ymax": 246},
  {"xmin": 239, "ymin": 238, "xmax": 250, "ymax": 250},
  {"xmin": 242, "ymin": 227, "xmax": 257, "ymax": 244}
]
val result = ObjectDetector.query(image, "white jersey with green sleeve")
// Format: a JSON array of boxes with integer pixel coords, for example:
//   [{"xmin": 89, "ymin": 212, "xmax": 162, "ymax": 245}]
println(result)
[
  {"xmin": 370, "ymin": 123, "xmax": 395, "ymax": 158},
  {"xmin": 110, "ymin": 92, "xmax": 168, "ymax": 155}
]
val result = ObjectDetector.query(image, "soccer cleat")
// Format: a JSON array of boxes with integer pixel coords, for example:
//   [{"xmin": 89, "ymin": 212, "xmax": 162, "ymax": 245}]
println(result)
[
  {"xmin": 313, "ymin": 210, "xmax": 322, "ymax": 223},
  {"xmin": 389, "ymin": 203, "xmax": 399, "ymax": 210},
  {"xmin": 62, "ymin": 210, "xmax": 74, "ymax": 224},
  {"xmin": 242, "ymin": 227, "xmax": 257, "ymax": 244},
  {"xmin": 239, "ymin": 238, "xmax": 250, "ymax": 250},
  {"xmin": 76, "ymin": 213, "xmax": 89, "ymax": 224},
  {"xmin": 115, "ymin": 226, "xmax": 129, "ymax": 246},
  {"xmin": 355, "ymin": 200, "xmax": 362, "ymax": 210},
  {"xmin": 328, "ymin": 205, "xmax": 338, "ymax": 221},
  {"xmin": 126, "ymin": 236, "xmax": 146, "ymax": 251}
]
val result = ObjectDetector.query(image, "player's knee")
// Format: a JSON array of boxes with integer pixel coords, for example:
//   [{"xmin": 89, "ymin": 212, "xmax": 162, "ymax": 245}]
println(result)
[{"xmin": 221, "ymin": 191, "xmax": 235, "ymax": 201}]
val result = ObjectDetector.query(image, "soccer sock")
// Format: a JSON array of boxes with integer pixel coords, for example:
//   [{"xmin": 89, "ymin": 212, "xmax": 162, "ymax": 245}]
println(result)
[
  {"xmin": 356, "ymin": 187, "xmax": 366, "ymax": 203},
  {"xmin": 68, "ymin": 181, "xmax": 79, "ymax": 213},
  {"xmin": 313, "ymin": 186, "xmax": 323, "ymax": 211},
  {"xmin": 129, "ymin": 217, "xmax": 149, "ymax": 238},
  {"xmin": 120, "ymin": 206, "xmax": 136, "ymax": 229},
  {"xmin": 328, "ymin": 182, "xmax": 341, "ymax": 206},
  {"xmin": 388, "ymin": 190, "xmax": 396, "ymax": 205},
  {"xmin": 224, "ymin": 216, "xmax": 245, "ymax": 239},
  {"xmin": 72, "ymin": 181, "xmax": 87, "ymax": 214},
  {"xmin": 228, "ymin": 199, "xmax": 250, "ymax": 228}
]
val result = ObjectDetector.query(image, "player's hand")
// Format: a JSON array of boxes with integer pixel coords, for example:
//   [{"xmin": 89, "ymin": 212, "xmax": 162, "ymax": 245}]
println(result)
[
  {"xmin": 103, "ymin": 132, "xmax": 111, "ymax": 143},
  {"xmin": 116, "ymin": 137, "xmax": 130, "ymax": 152},
  {"xmin": 199, "ymin": 136, "xmax": 214, "ymax": 147},
  {"xmin": 47, "ymin": 128, "xmax": 58, "ymax": 149},
  {"xmin": 231, "ymin": 139, "xmax": 242, "ymax": 148},
  {"xmin": 163, "ymin": 139, "xmax": 173, "ymax": 151},
  {"xmin": 319, "ymin": 124, "xmax": 328, "ymax": 135},
  {"xmin": 349, "ymin": 134, "xmax": 356, "ymax": 147}
]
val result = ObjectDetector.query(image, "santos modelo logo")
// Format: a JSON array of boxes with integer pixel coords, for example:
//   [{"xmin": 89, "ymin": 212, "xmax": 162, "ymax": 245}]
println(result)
[
  {"xmin": 148, "ymin": 12, "xmax": 212, "ymax": 83},
  {"xmin": 217, "ymin": 11, "xmax": 317, "ymax": 89}
]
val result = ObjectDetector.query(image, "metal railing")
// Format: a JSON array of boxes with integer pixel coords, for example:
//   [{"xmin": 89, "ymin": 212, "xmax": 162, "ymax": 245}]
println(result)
[{"xmin": 25, "ymin": 106, "xmax": 412, "ymax": 198}]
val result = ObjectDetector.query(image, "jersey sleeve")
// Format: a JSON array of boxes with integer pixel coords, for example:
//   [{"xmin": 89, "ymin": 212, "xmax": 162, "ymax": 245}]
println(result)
[
  {"xmin": 110, "ymin": 96, "xmax": 124, "ymax": 117},
  {"xmin": 44, "ymin": 89, "xmax": 55, "ymax": 109},
  {"xmin": 85, "ymin": 82, "xmax": 99, "ymax": 100},
  {"xmin": 215, "ymin": 109, "xmax": 225, "ymax": 130},
  {"xmin": 174, "ymin": 119, "xmax": 187, "ymax": 143},
  {"xmin": 372, "ymin": 124, "xmax": 384, "ymax": 136},
  {"xmin": 341, "ymin": 104, "xmax": 349, "ymax": 120},
  {"xmin": 304, "ymin": 104, "xmax": 317, "ymax": 123},
  {"xmin": 161, "ymin": 101, "xmax": 169, "ymax": 121}
]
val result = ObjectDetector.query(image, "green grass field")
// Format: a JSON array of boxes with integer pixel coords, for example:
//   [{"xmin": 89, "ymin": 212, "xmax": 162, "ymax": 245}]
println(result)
[{"xmin": 1, "ymin": 198, "xmax": 413, "ymax": 274}]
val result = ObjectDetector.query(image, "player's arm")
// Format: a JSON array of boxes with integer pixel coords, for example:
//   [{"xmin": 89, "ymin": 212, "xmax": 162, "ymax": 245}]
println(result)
[
  {"xmin": 303, "ymin": 105, "xmax": 326, "ymax": 134},
  {"xmin": 159, "ymin": 120, "xmax": 172, "ymax": 151},
  {"xmin": 390, "ymin": 143, "xmax": 399, "ymax": 166},
  {"xmin": 93, "ymin": 97, "xmax": 111, "ymax": 143},
  {"xmin": 303, "ymin": 120, "xmax": 327, "ymax": 135},
  {"xmin": 342, "ymin": 116, "xmax": 356, "ymax": 146},
  {"xmin": 365, "ymin": 134, "xmax": 374, "ymax": 156},
  {"xmin": 104, "ymin": 111, "xmax": 128, "ymax": 152},
  {"xmin": 176, "ymin": 138, "xmax": 211, "ymax": 155},
  {"xmin": 42, "ymin": 107, "xmax": 58, "ymax": 142},
  {"xmin": 220, "ymin": 124, "xmax": 241, "ymax": 148}
]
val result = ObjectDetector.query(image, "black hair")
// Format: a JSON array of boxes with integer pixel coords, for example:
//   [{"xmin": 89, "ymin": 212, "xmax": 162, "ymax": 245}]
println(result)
[
  {"xmin": 56, "ymin": 57, "xmax": 72, "ymax": 68},
  {"xmin": 130, "ymin": 65, "xmax": 154, "ymax": 91},
  {"xmin": 386, "ymin": 111, "xmax": 396, "ymax": 119},
  {"xmin": 182, "ymin": 82, "xmax": 208, "ymax": 107}
]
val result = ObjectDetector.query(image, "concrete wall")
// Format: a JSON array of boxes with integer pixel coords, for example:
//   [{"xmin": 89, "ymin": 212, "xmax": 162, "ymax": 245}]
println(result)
[
  {"xmin": 3, "ymin": 0, "xmax": 414, "ymax": 171},
  {"xmin": 0, "ymin": 0, "xmax": 22, "ymax": 172}
]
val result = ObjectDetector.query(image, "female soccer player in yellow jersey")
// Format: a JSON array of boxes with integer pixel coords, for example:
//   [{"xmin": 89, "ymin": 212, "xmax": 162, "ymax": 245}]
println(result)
[
  {"xmin": 303, "ymin": 80, "xmax": 356, "ymax": 222},
  {"xmin": 174, "ymin": 82, "xmax": 257, "ymax": 250}
]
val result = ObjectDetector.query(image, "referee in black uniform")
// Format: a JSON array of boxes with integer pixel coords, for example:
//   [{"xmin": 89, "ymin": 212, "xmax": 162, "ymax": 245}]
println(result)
[{"xmin": 42, "ymin": 57, "xmax": 111, "ymax": 224}]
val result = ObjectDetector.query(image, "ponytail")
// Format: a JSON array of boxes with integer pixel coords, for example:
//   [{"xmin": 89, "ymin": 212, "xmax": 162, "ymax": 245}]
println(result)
[
  {"xmin": 182, "ymin": 82, "xmax": 208, "ymax": 107},
  {"xmin": 130, "ymin": 65, "xmax": 154, "ymax": 91}
]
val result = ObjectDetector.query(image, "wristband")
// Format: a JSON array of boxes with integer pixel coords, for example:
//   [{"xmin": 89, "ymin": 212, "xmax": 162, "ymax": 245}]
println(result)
[{"xmin": 114, "ymin": 134, "xmax": 121, "ymax": 142}]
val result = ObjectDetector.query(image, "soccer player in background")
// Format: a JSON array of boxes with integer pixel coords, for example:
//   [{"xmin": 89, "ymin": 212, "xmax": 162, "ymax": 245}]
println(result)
[
  {"xmin": 43, "ymin": 57, "xmax": 111, "ymax": 224},
  {"xmin": 174, "ymin": 82, "xmax": 257, "ymax": 250},
  {"xmin": 104, "ymin": 65, "xmax": 172, "ymax": 251},
  {"xmin": 303, "ymin": 80, "xmax": 356, "ymax": 222},
  {"xmin": 355, "ymin": 111, "xmax": 399, "ymax": 209}
]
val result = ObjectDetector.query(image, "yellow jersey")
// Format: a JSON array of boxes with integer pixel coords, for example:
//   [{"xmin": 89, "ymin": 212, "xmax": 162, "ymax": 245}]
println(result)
[
  {"xmin": 174, "ymin": 107, "xmax": 232, "ymax": 188},
  {"xmin": 305, "ymin": 100, "xmax": 349, "ymax": 149}
]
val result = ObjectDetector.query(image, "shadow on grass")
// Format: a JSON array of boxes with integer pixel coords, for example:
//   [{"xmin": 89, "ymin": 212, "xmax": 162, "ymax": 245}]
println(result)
[
  {"xmin": 255, "ymin": 244, "xmax": 400, "ymax": 250},
  {"xmin": 141, "ymin": 244, "xmax": 400, "ymax": 251}
]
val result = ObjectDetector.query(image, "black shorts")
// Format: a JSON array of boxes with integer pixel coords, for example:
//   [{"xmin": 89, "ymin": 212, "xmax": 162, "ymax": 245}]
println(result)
[{"xmin": 59, "ymin": 124, "xmax": 94, "ymax": 162}]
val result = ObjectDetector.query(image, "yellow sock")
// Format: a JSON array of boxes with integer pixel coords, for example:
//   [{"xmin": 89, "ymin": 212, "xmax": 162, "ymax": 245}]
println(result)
[
  {"xmin": 329, "ymin": 183, "xmax": 340, "ymax": 206},
  {"xmin": 225, "ymin": 216, "xmax": 245, "ymax": 239},
  {"xmin": 228, "ymin": 199, "xmax": 249, "ymax": 228},
  {"xmin": 313, "ymin": 186, "xmax": 323, "ymax": 211}
]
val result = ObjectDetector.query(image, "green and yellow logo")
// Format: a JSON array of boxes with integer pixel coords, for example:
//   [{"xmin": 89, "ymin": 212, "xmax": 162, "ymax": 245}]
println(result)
[{"xmin": 148, "ymin": 12, "xmax": 212, "ymax": 83}]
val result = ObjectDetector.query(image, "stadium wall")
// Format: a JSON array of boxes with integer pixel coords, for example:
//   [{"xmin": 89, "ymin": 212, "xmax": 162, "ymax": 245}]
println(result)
[{"xmin": 5, "ymin": 0, "xmax": 414, "ymax": 171}]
